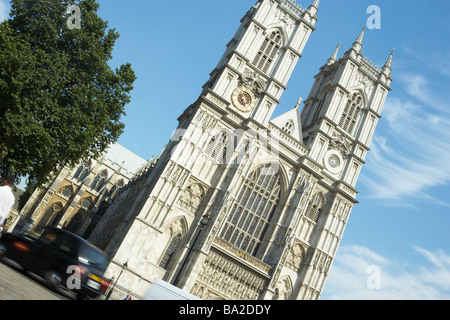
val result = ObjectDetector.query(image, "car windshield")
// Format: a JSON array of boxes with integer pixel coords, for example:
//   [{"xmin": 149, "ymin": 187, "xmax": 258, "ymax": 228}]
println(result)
[{"xmin": 79, "ymin": 244, "xmax": 109, "ymax": 271}]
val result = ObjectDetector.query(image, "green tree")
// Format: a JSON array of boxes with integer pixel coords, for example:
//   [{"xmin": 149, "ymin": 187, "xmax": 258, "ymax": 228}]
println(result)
[{"xmin": 0, "ymin": 0, "xmax": 136, "ymax": 192}]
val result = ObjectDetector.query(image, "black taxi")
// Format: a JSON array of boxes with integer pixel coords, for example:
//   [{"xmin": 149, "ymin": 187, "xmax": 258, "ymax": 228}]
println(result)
[{"xmin": 0, "ymin": 226, "xmax": 111, "ymax": 299}]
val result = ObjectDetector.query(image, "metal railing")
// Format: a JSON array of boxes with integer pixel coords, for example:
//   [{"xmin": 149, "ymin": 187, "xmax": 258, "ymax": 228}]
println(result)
[{"xmin": 103, "ymin": 283, "xmax": 142, "ymax": 300}]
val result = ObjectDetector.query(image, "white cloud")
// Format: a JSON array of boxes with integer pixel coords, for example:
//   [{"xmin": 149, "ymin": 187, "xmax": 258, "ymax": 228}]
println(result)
[
  {"xmin": 0, "ymin": 0, "xmax": 10, "ymax": 22},
  {"xmin": 322, "ymin": 245, "xmax": 450, "ymax": 300},
  {"xmin": 359, "ymin": 71, "xmax": 450, "ymax": 206},
  {"xmin": 403, "ymin": 45, "xmax": 450, "ymax": 79}
]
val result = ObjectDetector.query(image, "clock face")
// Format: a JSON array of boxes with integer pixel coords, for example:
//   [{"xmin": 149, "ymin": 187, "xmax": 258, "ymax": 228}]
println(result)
[
  {"xmin": 231, "ymin": 87, "xmax": 257, "ymax": 113},
  {"xmin": 324, "ymin": 150, "xmax": 344, "ymax": 174},
  {"xmin": 328, "ymin": 155, "xmax": 340, "ymax": 169}
]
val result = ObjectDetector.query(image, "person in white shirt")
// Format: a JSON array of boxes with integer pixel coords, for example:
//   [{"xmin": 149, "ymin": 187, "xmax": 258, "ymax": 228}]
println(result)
[{"xmin": 0, "ymin": 175, "xmax": 16, "ymax": 228}]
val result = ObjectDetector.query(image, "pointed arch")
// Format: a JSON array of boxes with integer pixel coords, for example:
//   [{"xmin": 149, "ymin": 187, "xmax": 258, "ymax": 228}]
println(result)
[
  {"xmin": 73, "ymin": 162, "xmax": 90, "ymax": 181},
  {"xmin": 91, "ymin": 169, "xmax": 108, "ymax": 191},
  {"xmin": 109, "ymin": 179, "xmax": 125, "ymax": 199},
  {"xmin": 349, "ymin": 87, "xmax": 368, "ymax": 107},
  {"xmin": 158, "ymin": 217, "xmax": 188, "ymax": 270},
  {"xmin": 252, "ymin": 29, "xmax": 283, "ymax": 74},
  {"xmin": 34, "ymin": 201, "xmax": 65, "ymax": 234},
  {"xmin": 264, "ymin": 25, "xmax": 288, "ymax": 47},
  {"xmin": 286, "ymin": 241, "xmax": 306, "ymax": 272},
  {"xmin": 339, "ymin": 91, "xmax": 365, "ymax": 135},
  {"xmin": 274, "ymin": 276, "xmax": 293, "ymax": 300}
]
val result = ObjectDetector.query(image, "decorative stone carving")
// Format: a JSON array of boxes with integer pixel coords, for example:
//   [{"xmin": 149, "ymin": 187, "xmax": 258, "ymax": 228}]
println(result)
[
  {"xmin": 177, "ymin": 182, "xmax": 206, "ymax": 215},
  {"xmin": 275, "ymin": 8, "xmax": 295, "ymax": 31},
  {"xmin": 195, "ymin": 248, "xmax": 266, "ymax": 300},
  {"xmin": 274, "ymin": 277, "xmax": 292, "ymax": 300},
  {"xmin": 286, "ymin": 241, "xmax": 305, "ymax": 272},
  {"xmin": 329, "ymin": 132, "xmax": 352, "ymax": 157},
  {"xmin": 313, "ymin": 250, "xmax": 332, "ymax": 274},
  {"xmin": 240, "ymin": 69, "xmax": 266, "ymax": 95}
]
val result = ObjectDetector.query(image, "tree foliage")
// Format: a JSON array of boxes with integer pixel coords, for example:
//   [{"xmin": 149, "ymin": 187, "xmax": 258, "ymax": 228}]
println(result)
[{"xmin": 0, "ymin": 0, "xmax": 136, "ymax": 191}]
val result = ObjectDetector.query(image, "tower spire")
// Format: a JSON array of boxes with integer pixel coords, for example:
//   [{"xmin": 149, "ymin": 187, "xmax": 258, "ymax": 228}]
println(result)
[
  {"xmin": 381, "ymin": 48, "xmax": 394, "ymax": 78},
  {"xmin": 305, "ymin": 0, "xmax": 319, "ymax": 24},
  {"xmin": 310, "ymin": 0, "xmax": 320, "ymax": 8},
  {"xmin": 352, "ymin": 26, "xmax": 366, "ymax": 53},
  {"xmin": 326, "ymin": 43, "xmax": 341, "ymax": 66},
  {"xmin": 344, "ymin": 26, "xmax": 366, "ymax": 58},
  {"xmin": 383, "ymin": 48, "xmax": 394, "ymax": 69}
]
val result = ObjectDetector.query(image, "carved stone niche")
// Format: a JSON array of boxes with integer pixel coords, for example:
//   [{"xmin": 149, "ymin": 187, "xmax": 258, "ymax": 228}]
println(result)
[
  {"xmin": 286, "ymin": 241, "xmax": 306, "ymax": 272},
  {"xmin": 177, "ymin": 180, "xmax": 207, "ymax": 215},
  {"xmin": 274, "ymin": 277, "xmax": 293, "ymax": 300}
]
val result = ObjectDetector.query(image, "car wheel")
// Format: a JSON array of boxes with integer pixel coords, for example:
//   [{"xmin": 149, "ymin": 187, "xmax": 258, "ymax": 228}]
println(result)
[{"xmin": 45, "ymin": 270, "xmax": 62, "ymax": 290}]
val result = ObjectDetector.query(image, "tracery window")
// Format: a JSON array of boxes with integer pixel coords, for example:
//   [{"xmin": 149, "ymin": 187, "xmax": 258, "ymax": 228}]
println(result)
[
  {"xmin": 109, "ymin": 179, "xmax": 125, "ymax": 199},
  {"xmin": 305, "ymin": 193, "xmax": 325, "ymax": 223},
  {"xmin": 73, "ymin": 162, "xmax": 90, "ymax": 181},
  {"xmin": 60, "ymin": 186, "xmax": 73, "ymax": 198},
  {"xmin": 80, "ymin": 197, "xmax": 93, "ymax": 210},
  {"xmin": 91, "ymin": 170, "xmax": 108, "ymax": 191},
  {"xmin": 252, "ymin": 30, "xmax": 282, "ymax": 74},
  {"xmin": 219, "ymin": 164, "xmax": 281, "ymax": 256},
  {"xmin": 339, "ymin": 92, "xmax": 364, "ymax": 135}
]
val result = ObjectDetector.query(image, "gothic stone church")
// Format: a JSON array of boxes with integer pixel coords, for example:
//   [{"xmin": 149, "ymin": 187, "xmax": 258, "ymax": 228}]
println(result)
[{"xmin": 23, "ymin": 0, "xmax": 394, "ymax": 300}]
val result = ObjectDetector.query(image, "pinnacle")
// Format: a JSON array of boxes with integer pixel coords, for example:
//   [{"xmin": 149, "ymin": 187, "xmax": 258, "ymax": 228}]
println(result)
[
  {"xmin": 355, "ymin": 26, "xmax": 366, "ymax": 45},
  {"xmin": 384, "ymin": 48, "xmax": 395, "ymax": 69}
]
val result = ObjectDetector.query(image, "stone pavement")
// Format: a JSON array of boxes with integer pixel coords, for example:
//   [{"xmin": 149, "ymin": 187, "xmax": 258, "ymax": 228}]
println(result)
[{"xmin": 0, "ymin": 259, "xmax": 69, "ymax": 300}]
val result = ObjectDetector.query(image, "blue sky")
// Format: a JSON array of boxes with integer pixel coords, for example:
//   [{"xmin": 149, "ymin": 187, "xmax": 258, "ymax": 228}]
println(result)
[{"xmin": 2, "ymin": 0, "xmax": 449, "ymax": 299}]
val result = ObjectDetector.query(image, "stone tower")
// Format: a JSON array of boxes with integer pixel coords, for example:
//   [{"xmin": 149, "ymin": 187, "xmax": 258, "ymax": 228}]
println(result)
[{"xmin": 88, "ymin": 0, "xmax": 392, "ymax": 300}]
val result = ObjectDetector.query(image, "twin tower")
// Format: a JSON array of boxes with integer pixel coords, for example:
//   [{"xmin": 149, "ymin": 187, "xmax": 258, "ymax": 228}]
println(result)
[{"xmin": 89, "ymin": 0, "xmax": 393, "ymax": 300}]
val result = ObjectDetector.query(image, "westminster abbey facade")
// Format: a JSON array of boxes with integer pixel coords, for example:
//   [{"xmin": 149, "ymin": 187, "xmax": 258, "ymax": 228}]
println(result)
[{"xmin": 19, "ymin": 0, "xmax": 393, "ymax": 300}]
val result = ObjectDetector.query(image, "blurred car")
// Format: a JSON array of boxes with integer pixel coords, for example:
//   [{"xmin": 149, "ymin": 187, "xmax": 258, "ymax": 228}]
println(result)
[{"xmin": 0, "ymin": 226, "xmax": 111, "ymax": 299}]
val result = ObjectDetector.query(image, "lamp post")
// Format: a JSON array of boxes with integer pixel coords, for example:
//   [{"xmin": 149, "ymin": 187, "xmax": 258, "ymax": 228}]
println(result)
[
  {"xmin": 105, "ymin": 261, "xmax": 128, "ymax": 300},
  {"xmin": 173, "ymin": 213, "xmax": 210, "ymax": 287}
]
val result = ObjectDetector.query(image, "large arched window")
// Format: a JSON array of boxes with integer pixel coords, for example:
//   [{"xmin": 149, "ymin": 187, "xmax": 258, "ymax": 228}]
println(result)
[
  {"xmin": 220, "ymin": 164, "xmax": 281, "ymax": 256},
  {"xmin": 252, "ymin": 30, "xmax": 282, "ymax": 74},
  {"xmin": 339, "ymin": 92, "xmax": 364, "ymax": 135}
]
